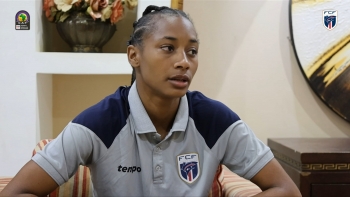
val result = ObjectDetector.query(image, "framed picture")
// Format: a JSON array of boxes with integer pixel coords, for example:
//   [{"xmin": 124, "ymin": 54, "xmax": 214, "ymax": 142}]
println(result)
[
  {"xmin": 171, "ymin": 0, "xmax": 183, "ymax": 10},
  {"xmin": 290, "ymin": 0, "xmax": 350, "ymax": 122}
]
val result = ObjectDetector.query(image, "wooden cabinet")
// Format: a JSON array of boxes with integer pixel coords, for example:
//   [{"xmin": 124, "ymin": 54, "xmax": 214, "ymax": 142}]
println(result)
[{"xmin": 268, "ymin": 138, "xmax": 350, "ymax": 197}]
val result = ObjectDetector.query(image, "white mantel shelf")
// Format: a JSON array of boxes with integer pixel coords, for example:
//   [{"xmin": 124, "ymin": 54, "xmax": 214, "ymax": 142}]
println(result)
[{"xmin": 35, "ymin": 53, "xmax": 131, "ymax": 74}]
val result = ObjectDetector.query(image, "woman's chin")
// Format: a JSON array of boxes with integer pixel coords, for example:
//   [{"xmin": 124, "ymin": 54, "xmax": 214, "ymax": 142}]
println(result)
[{"xmin": 164, "ymin": 89, "xmax": 188, "ymax": 99}]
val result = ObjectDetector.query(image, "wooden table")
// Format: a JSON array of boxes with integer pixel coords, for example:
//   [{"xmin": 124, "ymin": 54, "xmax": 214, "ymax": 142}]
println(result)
[{"xmin": 268, "ymin": 138, "xmax": 350, "ymax": 197}]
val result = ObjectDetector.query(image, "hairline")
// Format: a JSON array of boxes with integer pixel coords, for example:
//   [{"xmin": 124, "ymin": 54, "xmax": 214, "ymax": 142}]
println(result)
[{"xmin": 135, "ymin": 14, "xmax": 197, "ymax": 50}]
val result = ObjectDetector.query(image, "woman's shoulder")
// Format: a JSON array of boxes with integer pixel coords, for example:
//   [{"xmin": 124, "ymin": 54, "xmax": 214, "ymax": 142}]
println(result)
[
  {"xmin": 73, "ymin": 86, "xmax": 131, "ymax": 120},
  {"xmin": 186, "ymin": 91, "xmax": 242, "ymax": 148},
  {"xmin": 186, "ymin": 90, "xmax": 240, "ymax": 119},
  {"xmin": 71, "ymin": 86, "xmax": 131, "ymax": 148}
]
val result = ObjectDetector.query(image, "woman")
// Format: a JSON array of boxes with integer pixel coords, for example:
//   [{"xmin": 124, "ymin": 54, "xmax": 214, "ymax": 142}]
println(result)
[{"xmin": 0, "ymin": 5, "xmax": 301, "ymax": 197}]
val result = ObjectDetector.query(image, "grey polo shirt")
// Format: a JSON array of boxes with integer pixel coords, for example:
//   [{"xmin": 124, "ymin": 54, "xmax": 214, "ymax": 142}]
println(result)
[{"xmin": 32, "ymin": 82, "xmax": 273, "ymax": 196}]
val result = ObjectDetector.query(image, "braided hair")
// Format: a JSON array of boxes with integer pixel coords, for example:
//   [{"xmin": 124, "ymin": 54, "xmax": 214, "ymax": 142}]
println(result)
[{"xmin": 128, "ymin": 5, "xmax": 195, "ymax": 85}]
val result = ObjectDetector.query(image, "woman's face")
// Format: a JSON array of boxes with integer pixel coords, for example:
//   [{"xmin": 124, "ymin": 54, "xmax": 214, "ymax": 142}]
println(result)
[{"xmin": 135, "ymin": 16, "xmax": 199, "ymax": 99}]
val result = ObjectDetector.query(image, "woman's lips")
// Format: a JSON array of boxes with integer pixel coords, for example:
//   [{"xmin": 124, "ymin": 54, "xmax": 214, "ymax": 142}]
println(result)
[{"xmin": 168, "ymin": 75, "xmax": 190, "ymax": 88}]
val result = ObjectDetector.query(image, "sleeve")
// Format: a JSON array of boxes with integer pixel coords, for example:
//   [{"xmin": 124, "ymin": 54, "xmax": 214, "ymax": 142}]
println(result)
[
  {"xmin": 218, "ymin": 121, "xmax": 274, "ymax": 180},
  {"xmin": 31, "ymin": 122, "xmax": 96, "ymax": 186}
]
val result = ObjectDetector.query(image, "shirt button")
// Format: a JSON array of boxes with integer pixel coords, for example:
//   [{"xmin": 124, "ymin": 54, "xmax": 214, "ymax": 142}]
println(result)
[
  {"xmin": 155, "ymin": 146, "xmax": 161, "ymax": 152},
  {"xmin": 155, "ymin": 165, "xmax": 161, "ymax": 171}
]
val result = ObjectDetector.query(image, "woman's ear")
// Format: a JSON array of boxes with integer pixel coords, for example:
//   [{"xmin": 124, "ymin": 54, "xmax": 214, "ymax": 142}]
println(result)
[{"xmin": 127, "ymin": 45, "xmax": 140, "ymax": 69}]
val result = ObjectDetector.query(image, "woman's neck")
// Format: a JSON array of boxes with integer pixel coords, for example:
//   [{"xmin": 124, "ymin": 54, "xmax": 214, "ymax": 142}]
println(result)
[
  {"xmin": 136, "ymin": 85, "xmax": 181, "ymax": 139},
  {"xmin": 146, "ymin": 99, "xmax": 179, "ymax": 139}
]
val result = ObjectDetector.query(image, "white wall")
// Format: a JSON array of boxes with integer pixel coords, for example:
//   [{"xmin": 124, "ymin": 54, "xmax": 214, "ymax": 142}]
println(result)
[
  {"xmin": 0, "ymin": 0, "xmax": 38, "ymax": 177},
  {"xmin": 184, "ymin": 0, "xmax": 350, "ymax": 143}
]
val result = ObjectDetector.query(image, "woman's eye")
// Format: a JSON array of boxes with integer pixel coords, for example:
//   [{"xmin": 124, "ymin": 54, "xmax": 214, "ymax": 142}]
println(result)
[
  {"xmin": 161, "ymin": 46, "xmax": 174, "ymax": 52},
  {"xmin": 188, "ymin": 49, "xmax": 198, "ymax": 56}
]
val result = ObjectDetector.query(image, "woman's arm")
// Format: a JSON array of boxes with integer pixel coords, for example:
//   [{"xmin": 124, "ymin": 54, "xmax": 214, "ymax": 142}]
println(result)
[
  {"xmin": 0, "ymin": 160, "xmax": 58, "ymax": 197},
  {"xmin": 1, "ymin": 122, "xmax": 97, "ymax": 197},
  {"xmin": 250, "ymin": 158, "xmax": 301, "ymax": 197}
]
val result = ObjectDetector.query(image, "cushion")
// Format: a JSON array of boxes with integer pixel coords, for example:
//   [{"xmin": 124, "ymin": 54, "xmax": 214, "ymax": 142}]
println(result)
[{"xmin": 219, "ymin": 165, "xmax": 262, "ymax": 197}]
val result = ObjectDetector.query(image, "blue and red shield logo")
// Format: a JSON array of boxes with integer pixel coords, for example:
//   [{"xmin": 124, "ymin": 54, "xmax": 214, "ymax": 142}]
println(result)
[
  {"xmin": 323, "ymin": 10, "xmax": 337, "ymax": 30},
  {"xmin": 177, "ymin": 153, "xmax": 200, "ymax": 183}
]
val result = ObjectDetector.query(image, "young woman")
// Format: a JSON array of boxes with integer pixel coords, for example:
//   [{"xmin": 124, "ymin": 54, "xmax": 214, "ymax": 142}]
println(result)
[{"xmin": 0, "ymin": 5, "xmax": 301, "ymax": 197}]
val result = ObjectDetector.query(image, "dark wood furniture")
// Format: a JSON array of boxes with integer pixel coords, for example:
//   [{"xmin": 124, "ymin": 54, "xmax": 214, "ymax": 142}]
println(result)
[{"xmin": 268, "ymin": 138, "xmax": 350, "ymax": 197}]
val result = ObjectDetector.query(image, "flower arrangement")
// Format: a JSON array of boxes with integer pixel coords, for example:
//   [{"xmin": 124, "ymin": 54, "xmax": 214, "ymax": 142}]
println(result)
[{"xmin": 43, "ymin": 0, "xmax": 138, "ymax": 24}]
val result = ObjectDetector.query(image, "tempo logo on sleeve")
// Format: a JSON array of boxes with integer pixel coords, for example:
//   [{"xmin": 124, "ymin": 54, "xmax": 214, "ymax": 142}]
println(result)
[{"xmin": 15, "ymin": 10, "xmax": 30, "ymax": 30}]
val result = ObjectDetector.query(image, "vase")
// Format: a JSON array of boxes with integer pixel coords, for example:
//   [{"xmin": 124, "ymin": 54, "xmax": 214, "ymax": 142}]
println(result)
[{"xmin": 56, "ymin": 12, "xmax": 116, "ymax": 53}]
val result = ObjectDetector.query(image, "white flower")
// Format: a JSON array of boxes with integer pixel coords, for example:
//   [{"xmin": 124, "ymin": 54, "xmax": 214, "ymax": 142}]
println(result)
[
  {"xmin": 101, "ymin": 6, "xmax": 112, "ymax": 21},
  {"xmin": 125, "ymin": 0, "xmax": 137, "ymax": 10},
  {"xmin": 54, "ymin": 0, "xmax": 79, "ymax": 12}
]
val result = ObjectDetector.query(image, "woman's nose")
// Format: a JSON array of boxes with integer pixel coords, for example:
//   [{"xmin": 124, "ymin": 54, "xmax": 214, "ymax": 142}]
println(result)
[{"xmin": 174, "ymin": 51, "xmax": 190, "ymax": 70}]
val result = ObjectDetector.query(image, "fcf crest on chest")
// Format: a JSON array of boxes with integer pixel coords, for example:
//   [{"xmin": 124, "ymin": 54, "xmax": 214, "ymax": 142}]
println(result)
[
  {"xmin": 323, "ymin": 10, "xmax": 337, "ymax": 30},
  {"xmin": 177, "ymin": 153, "xmax": 200, "ymax": 184}
]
